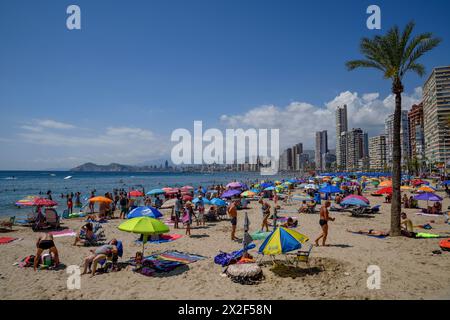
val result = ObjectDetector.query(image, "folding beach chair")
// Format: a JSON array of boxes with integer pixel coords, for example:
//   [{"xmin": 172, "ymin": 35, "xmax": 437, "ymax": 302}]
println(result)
[{"xmin": 286, "ymin": 243, "xmax": 313, "ymax": 267}]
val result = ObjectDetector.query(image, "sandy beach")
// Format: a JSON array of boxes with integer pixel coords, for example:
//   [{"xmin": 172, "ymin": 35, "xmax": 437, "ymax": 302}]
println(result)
[{"xmin": 1, "ymin": 185, "xmax": 450, "ymax": 300}]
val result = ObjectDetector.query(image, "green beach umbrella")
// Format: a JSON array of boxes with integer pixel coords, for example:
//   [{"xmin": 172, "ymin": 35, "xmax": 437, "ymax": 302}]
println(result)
[{"xmin": 118, "ymin": 216, "xmax": 170, "ymax": 254}]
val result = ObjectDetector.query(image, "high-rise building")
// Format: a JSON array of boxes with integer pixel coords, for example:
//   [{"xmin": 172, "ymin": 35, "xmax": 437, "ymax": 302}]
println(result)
[
  {"xmin": 291, "ymin": 143, "xmax": 303, "ymax": 171},
  {"xmin": 423, "ymin": 66, "xmax": 450, "ymax": 166},
  {"xmin": 369, "ymin": 135, "xmax": 387, "ymax": 170},
  {"xmin": 408, "ymin": 103, "xmax": 425, "ymax": 160},
  {"xmin": 315, "ymin": 131, "xmax": 328, "ymax": 171},
  {"xmin": 385, "ymin": 110, "xmax": 411, "ymax": 167},
  {"xmin": 336, "ymin": 105, "xmax": 348, "ymax": 169},
  {"xmin": 346, "ymin": 128, "xmax": 365, "ymax": 171}
]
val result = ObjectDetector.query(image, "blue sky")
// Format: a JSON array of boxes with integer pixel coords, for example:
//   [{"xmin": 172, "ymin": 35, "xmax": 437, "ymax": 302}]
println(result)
[{"xmin": 0, "ymin": 0, "xmax": 449, "ymax": 169}]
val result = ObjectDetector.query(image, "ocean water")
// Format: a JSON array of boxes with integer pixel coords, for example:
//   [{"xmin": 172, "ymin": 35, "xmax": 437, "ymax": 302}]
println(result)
[{"xmin": 0, "ymin": 171, "xmax": 293, "ymax": 218}]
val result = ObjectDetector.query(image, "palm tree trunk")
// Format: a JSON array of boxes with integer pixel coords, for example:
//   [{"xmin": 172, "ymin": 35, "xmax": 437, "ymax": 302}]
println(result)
[{"xmin": 391, "ymin": 81, "xmax": 403, "ymax": 236}]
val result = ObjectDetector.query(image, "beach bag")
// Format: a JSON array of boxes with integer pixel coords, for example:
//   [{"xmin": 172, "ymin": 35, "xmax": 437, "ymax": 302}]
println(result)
[{"xmin": 226, "ymin": 263, "xmax": 264, "ymax": 285}]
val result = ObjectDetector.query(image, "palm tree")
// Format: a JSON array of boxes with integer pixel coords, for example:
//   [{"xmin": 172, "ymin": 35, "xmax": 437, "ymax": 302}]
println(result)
[{"xmin": 346, "ymin": 22, "xmax": 441, "ymax": 236}]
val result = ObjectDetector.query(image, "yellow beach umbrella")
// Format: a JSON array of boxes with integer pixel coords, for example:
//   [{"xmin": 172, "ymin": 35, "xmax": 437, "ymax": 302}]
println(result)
[{"xmin": 258, "ymin": 227, "xmax": 309, "ymax": 255}]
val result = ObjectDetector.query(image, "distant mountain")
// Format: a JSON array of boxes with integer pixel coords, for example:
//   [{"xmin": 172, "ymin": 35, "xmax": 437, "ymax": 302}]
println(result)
[{"xmin": 70, "ymin": 162, "xmax": 167, "ymax": 172}]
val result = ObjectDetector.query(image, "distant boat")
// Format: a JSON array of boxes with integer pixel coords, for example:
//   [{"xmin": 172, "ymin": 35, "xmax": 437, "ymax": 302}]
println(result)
[
  {"xmin": 64, "ymin": 176, "xmax": 72, "ymax": 180},
  {"xmin": 4, "ymin": 176, "xmax": 17, "ymax": 180}
]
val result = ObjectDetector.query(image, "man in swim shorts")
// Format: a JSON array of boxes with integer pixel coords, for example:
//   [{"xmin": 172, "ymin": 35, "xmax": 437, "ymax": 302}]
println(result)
[
  {"xmin": 315, "ymin": 201, "xmax": 335, "ymax": 246},
  {"xmin": 228, "ymin": 200, "xmax": 239, "ymax": 241}
]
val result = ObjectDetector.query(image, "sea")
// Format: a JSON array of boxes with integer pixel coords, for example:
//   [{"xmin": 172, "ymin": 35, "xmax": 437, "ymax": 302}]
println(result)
[{"xmin": 0, "ymin": 171, "xmax": 295, "ymax": 218}]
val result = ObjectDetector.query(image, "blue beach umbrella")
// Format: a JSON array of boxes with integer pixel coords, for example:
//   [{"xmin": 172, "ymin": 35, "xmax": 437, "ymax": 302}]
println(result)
[
  {"xmin": 341, "ymin": 198, "xmax": 369, "ymax": 207},
  {"xmin": 127, "ymin": 206, "xmax": 163, "ymax": 219},
  {"xmin": 318, "ymin": 185, "xmax": 342, "ymax": 194},
  {"xmin": 210, "ymin": 198, "xmax": 227, "ymax": 206},
  {"xmin": 146, "ymin": 189, "xmax": 165, "ymax": 196},
  {"xmin": 193, "ymin": 197, "xmax": 211, "ymax": 205}
]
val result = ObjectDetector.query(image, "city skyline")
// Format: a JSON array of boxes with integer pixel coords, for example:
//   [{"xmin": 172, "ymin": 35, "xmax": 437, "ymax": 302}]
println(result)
[{"xmin": 1, "ymin": 1, "xmax": 450, "ymax": 170}]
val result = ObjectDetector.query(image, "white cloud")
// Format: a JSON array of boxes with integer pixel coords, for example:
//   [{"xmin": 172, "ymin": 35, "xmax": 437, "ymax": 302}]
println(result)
[
  {"xmin": 221, "ymin": 88, "xmax": 422, "ymax": 150},
  {"xmin": 36, "ymin": 119, "xmax": 76, "ymax": 130}
]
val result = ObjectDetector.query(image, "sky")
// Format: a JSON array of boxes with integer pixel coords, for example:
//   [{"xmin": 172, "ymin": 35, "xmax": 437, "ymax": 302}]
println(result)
[{"xmin": 0, "ymin": 0, "xmax": 449, "ymax": 170}]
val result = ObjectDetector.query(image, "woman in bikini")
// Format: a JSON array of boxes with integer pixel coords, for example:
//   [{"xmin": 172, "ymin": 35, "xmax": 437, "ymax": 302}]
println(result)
[
  {"xmin": 314, "ymin": 200, "xmax": 335, "ymax": 246},
  {"xmin": 34, "ymin": 233, "xmax": 60, "ymax": 271}
]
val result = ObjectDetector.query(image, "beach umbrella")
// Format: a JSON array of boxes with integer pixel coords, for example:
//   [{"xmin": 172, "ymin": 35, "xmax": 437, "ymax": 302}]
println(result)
[
  {"xmin": 250, "ymin": 188, "xmax": 260, "ymax": 193},
  {"xmin": 146, "ymin": 189, "xmax": 165, "ymax": 196},
  {"xmin": 129, "ymin": 190, "xmax": 144, "ymax": 197},
  {"xmin": 258, "ymin": 227, "xmax": 309, "ymax": 255},
  {"xmin": 413, "ymin": 192, "xmax": 442, "ymax": 202},
  {"xmin": 89, "ymin": 196, "xmax": 113, "ymax": 204},
  {"xmin": 379, "ymin": 180, "xmax": 392, "ymax": 187},
  {"xmin": 260, "ymin": 182, "xmax": 273, "ymax": 189},
  {"xmin": 221, "ymin": 189, "xmax": 241, "ymax": 198},
  {"xmin": 417, "ymin": 185, "xmax": 436, "ymax": 193},
  {"xmin": 343, "ymin": 195, "xmax": 370, "ymax": 203},
  {"xmin": 206, "ymin": 189, "xmax": 218, "ymax": 194},
  {"xmin": 318, "ymin": 185, "xmax": 342, "ymax": 194},
  {"xmin": 227, "ymin": 181, "xmax": 243, "ymax": 189},
  {"xmin": 241, "ymin": 191, "xmax": 256, "ymax": 197},
  {"xmin": 374, "ymin": 187, "xmax": 393, "ymax": 195},
  {"xmin": 304, "ymin": 184, "xmax": 318, "ymax": 190},
  {"xmin": 118, "ymin": 217, "xmax": 169, "ymax": 255},
  {"xmin": 32, "ymin": 198, "xmax": 58, "ymax": 207},
  {"xmin": 180, "ymin": 186, "xmax": 194, "ymax": 192},
  {"xmin": 182, "ymin": 195, "xmax": 193, "ymax": 201},
  {"xmin": 371, "ymin": 180, "xmax": 380, "ymax": 187},
  {"xmin": 412, "ymin": 179, "xmax": 428, "ymax": 186},
  {"xmin": 194, "ymin": 188, "xmax": 208, "ymax": 194},
  {"xmin": 192, "ymin": 197, "xmax": 211, "ymax": 205},
  {"xmin": 442, "ymin": 180, "xmax": 450, "ymax": 185},
  {"xmin": 264, "ymin": 186, "xmax": 275, "ymax": 191},
  {"xmin": 15, "ymin": 195, "xmax": 39, "ymax": 206},
  {"xmin": 210, "ymin": 198, "xmax": 227, "ymax": 206},
  {"xmin": 127, "ymin": 206, "xmax": 163, "ymax": 219},
  {"xmin": 341, "ymin": 196, "xmax": 370, "ymax": 207},
  {"xmin": 162, "ymin": 187, "xmax": 175, "ymax": 193}
]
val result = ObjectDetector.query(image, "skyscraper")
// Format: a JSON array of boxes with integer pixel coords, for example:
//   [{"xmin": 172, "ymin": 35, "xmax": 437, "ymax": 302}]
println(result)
[
  {"xmin": 336, "ymin": 105, "xmax": 348, "ymax": 170},
  {"xmin": 346, "ymin": 128, "xmax": 365, "ymax": 171},
  {"xmin": 408, "ymin": 103, "xmax": 425, "ymax": 160},
  {"xmin": 385, "ymin": 110, "xmax": 411, "ymax": 167},
  {"xmin": 369, "ymin": 135, "xmax": 387, "ymax": 170},
  {"xmin": 315, "ymin": 130, "xmax": 328, "ymax": 171},
  {"xmin": 423, "ymin": 66, "xmax": 450, "ymax": 167},
  {"xmin": 292, "ymin": 143, "xmax": 303, "ymax": 171}
]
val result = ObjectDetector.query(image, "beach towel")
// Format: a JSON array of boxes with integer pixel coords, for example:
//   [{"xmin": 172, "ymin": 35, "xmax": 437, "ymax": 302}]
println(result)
[
  {"xmin": 49, "ymin": 229, "xmax": 77, "ymax": 237},
  {"xmin": 251, "ymin": 231, "xmax": 271, "ymax": 241},
  {"xmin": 348, "ymin": 231, "xmax": 388, "ymax": 239},
  {"xmin": 415, "ymin": 232, "xmax": 442, "ymax": 239},
  {"xmin": 415, "ymin": 212, "xmax": 443, "ymax": 217},
  {"xmin": 0, "ymin": 237, "xmax": 21, "ymax": 244},
  {"xmin": 157, "ymin": 251, "xmax": 206, "ymax": 264},
  {"xmin": 135, "ymin": 234, "xmax": 182, "ymax": 244}
]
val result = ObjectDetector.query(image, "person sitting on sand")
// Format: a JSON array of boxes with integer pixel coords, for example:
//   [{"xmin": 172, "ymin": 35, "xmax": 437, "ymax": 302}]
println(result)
[
  {"xmin": 402, "ymin": 194, "xmax": 409, "ymax": 208},
  {"xmin": 282, "ymin": 217, "xmax": 298, "ymax": 228},
  {"xmin": 346, "ymin": 228, "xmax": 389, "ymax": 237},
  {"xmin": 400, "ymin": 212, "xmax": 416, "ymax": 238},
  {"xmin": 134, "ymin": 251, "xmax": 143, "ymax": 267},
  {"xmin": 385, "ymin": 193, "xmax": 392, "ymax": 203},
  {"xmin": 73, "ymin": 222, "xmax": 97, "ymax": 246},
  {"xmin": 82, "ymin": 239, "xmax": 118, "ymax": 277},
  {"xmin": 34, "ymin": 233, "xmax": 60, "ymax": 271},
  {"xmin": 298, "ymin": 201, "xmax": 308, "ymax": 213}
]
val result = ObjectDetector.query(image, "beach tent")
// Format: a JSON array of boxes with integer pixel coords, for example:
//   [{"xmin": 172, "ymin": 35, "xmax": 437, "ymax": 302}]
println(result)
[
  {"xmin": 127, "ymin": 206, "xmax": 163, "ymax": 219},
  {"xmin": 258, "ymin": 227, "xmax": 309, "ymax": 255}
]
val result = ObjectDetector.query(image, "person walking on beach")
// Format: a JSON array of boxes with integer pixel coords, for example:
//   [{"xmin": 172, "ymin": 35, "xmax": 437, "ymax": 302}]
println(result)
[
  {"xmin": 174, "ymin": 194, "xmax": 182, "ymax": 229},
  {"xmin": 227, "ymin": 200, "xmax": 239, "ymax": 241},
  {"xmin": 67, "ymin": 194, "xmax": 73, "ymax": 215},
  {"xmin": 183, "ymin": 202, "xmax": 193, "ymax": 237},
  {"xmin": 315, "ymin": 200, "xmax": 335, "ymax": 246},
  {"xmin": 119, "ymin": 194, "xmax": 128, "ymax": 219},
  {"xmin": 259, "ymin": 199, "xmax": 271, "ymax": 232}
]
